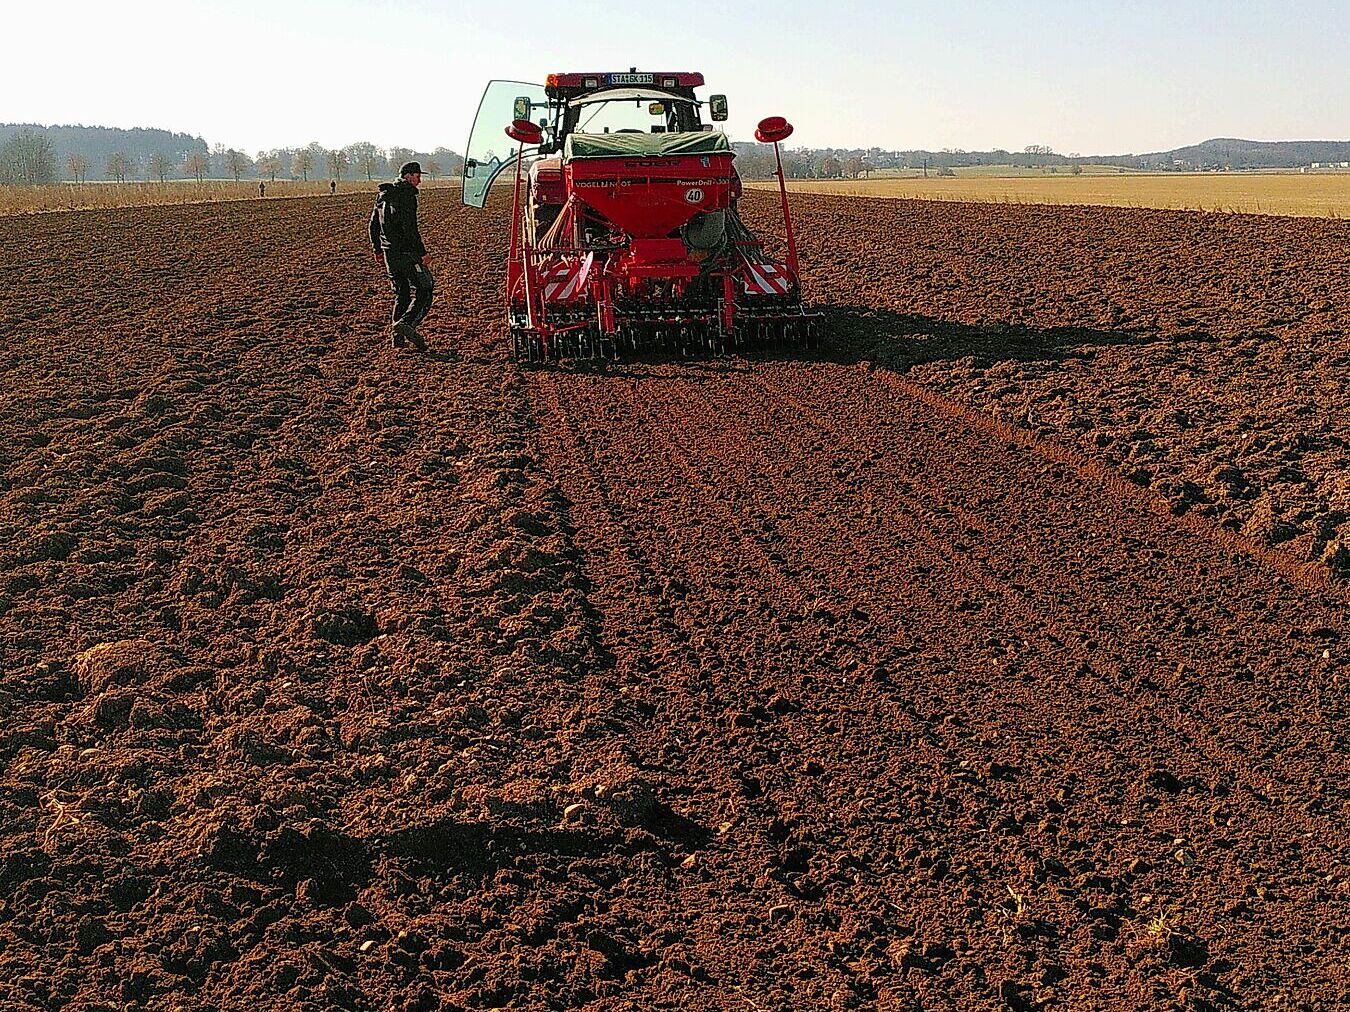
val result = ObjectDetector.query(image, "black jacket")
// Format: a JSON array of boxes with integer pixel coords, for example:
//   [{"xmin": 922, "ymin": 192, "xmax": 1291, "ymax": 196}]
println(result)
[{"xmin": 369, "ymin": 180, "xmax": 427, "ymax": 258}]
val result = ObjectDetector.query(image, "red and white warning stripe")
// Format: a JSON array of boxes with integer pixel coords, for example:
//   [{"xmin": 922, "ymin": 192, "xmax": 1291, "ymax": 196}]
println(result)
[
  {"xmin": 742, "ymin": 260, "xmax": 793, "ymax": 296},
  {"xmin": 541, "ymin": 254, "xmax": 594, "ymax": 303}
]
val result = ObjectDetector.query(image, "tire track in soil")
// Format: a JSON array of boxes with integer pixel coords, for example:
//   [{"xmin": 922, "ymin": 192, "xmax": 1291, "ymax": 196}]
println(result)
[
  {"xmin": 531, "ymin": 369, "xmax": 1134, "ymax": 1009},
  {"xmin": 531, "ymin": 370, "xmax": 874, "ymax": 1008},
  {"xmin": 522, "ymin": 357, "xmax": 1349, "ymax": 1009},
  {"xmin": 749, "ymin": 366, "xmax": 1345, "ymax": 828},
  {"xmin": 694, "ymin": 369, "xmax": 1343, "ymax": 1002},
  {"xmin": 726, "ymin": 365, "xmax": 1347, "ymax": 997}
]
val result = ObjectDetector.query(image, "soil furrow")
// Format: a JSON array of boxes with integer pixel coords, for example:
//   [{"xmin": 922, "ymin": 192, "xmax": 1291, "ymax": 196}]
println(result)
[
  {"xmin": 757, "ymin": 364, "xmax": 1346, "ymax": 814},
  {"xmin": 529, "ymin": 358, "xmax": 1347, "ymax": 999}
]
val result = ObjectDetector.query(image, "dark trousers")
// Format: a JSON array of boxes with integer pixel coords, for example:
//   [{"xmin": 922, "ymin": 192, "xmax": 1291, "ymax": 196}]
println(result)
[{"xmin": 386, "ymin": 254, "xmax": 434, "ymax": 329}]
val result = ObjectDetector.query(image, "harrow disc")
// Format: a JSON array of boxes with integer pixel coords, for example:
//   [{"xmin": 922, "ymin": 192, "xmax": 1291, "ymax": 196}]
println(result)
[
  {"xmin": 508, "ymin": 328, "xmax": 547, "ymax": 363},
  {"xmin": 506, "ymin": 309, "xmax": 822, "ymax": 362},
  {"xmin": 726, "ymin": 313, "xmax": 825, "ymax": 353}
]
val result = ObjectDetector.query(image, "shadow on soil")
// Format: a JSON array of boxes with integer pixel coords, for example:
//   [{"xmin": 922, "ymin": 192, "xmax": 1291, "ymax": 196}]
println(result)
[
  {"xmin": 507, "ymin": 303, "xmax": 1207, "ymax": 378},
  {"xmin": 381, "ymin": 804, "xmax": 711, "ymax": 882},
  {"xmin": 810, "ymin": 303, "xmax": 1204, "ymax": 373}
]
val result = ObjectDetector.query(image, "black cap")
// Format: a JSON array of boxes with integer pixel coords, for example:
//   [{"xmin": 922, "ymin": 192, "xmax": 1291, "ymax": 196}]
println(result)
[{"xmin": 400, "ymin": 161, "xmax": 422, "ymax": 177}]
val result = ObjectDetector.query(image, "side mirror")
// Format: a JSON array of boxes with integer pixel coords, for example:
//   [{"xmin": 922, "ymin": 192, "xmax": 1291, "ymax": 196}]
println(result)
[
  {"xmin": 465, "ymin": 158, "xmax": 478, "ymax": 178},
  {"xmin": 513, "ymin": 96, "xmax": 531, "ymax": 120},
  {"xmin": 709, "ymin": 95, "xmax": 729, "ymax": 122}
]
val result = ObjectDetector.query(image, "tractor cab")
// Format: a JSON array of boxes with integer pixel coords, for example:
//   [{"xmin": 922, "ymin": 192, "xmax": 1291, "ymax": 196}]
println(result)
[{"xmin": 461, "ymin": 71, "xmax": 728, "ymax": 208}]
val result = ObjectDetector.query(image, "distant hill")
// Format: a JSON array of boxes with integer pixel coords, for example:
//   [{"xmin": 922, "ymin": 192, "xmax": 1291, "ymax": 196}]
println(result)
[
  {"xmin": 0, "ymin": 124, "xmax": 208, "ymax": 181},
  {"xmin": 1134, "ymin": 138, "xmax": 1350, "ymax": 170}
]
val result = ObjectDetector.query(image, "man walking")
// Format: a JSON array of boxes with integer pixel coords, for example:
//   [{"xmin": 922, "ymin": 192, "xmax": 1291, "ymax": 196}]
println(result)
[{"xmin": 369, "ymin": 161, "xmax": 433, "ymax": 350}]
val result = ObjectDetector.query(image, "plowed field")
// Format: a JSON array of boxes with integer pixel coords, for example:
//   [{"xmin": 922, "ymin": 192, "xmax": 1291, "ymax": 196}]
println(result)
[{"xmin": 1, "ymin": 192, "xmax": 1347, "ymax": 1011}]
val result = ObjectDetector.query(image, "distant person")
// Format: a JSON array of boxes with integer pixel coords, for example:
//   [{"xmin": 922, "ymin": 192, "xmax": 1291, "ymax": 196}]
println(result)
[
  {"xmin": 369, "ymin": 161, "xmax": 432, "ymax": 351},
  {"xmin": 330, "ymin": 179, "xmax": 337, "ymax": 195},
  {"xmin": 259, "ymin": 181, "xmax": 265, "ymax": 197}
]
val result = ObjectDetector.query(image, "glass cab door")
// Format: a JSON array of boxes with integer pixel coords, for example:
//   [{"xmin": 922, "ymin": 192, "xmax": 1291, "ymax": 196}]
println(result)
[{"xmin": 462, "ymin": 79, "xmax": 550, "ymax": 208}]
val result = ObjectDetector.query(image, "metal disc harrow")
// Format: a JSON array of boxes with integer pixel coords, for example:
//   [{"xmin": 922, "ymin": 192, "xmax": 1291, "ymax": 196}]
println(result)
[{"xmin": 508, "ymin": 311, "xmax": 825, "ymax": 363}]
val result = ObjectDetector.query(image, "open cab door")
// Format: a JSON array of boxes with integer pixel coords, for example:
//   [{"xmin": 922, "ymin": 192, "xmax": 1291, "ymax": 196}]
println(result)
[{"xmin": 462, "ymin": 80, "xmax": 550, "ymax": 207}]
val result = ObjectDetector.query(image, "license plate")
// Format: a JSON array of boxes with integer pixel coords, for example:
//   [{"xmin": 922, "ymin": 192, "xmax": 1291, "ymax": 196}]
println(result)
[{"xmin": 609, "ymin": 73, "xmax": 653, "ymax": 85}]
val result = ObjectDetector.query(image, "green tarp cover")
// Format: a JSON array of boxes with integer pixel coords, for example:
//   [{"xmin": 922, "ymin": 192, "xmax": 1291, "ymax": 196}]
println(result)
[{"xmin": 564, "ymin": 131, "xmax": 732, "ymax": 160}]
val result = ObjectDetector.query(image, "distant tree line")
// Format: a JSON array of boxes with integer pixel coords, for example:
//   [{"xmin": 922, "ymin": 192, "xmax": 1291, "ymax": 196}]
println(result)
[
  {"xmin": 0, "ymin": 124, "xmax": 206, "ymax": 183},
  {"xmin": 0, "ymin": 124, "xmax": 464, "ymax": 185},
  {"xmin": 244, "ymin": 143, "xmax": 464, "ymax": 184},
  {"xmin": 6, "ymin": 122, "xmax": 1347, "ymax": 187},
  {"xmin": 1150, "ymin": 138, "xmax": 1350, "ymax": 171},
  {"xmin": 731, "ymin": 138, "xmax": 1350, "ymax": 179},
  {"xmin": 731, "ymin": 142, "xmax": 1101, "ymax": 180}
]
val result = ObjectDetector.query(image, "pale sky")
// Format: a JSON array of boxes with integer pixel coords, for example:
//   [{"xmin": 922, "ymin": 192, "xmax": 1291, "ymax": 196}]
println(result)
[{"xmin": 4, "ymin": 0, "xmax": 1346, "ymax": 155}]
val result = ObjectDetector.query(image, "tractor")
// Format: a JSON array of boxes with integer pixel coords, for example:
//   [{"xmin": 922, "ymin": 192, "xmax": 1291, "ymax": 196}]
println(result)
[{"xmin": 462, "ymin": 70, "xmax": 823, "ymax": 360}]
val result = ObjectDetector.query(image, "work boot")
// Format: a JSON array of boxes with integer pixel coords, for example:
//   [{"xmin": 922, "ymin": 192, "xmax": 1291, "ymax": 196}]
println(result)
[
  {"xmin": 390, "ymin": 325, "xmax": 406, "ymax": 349},
  {"xmin": 397, "ymin": 320, "xmax": 427, "ymax": 352}
]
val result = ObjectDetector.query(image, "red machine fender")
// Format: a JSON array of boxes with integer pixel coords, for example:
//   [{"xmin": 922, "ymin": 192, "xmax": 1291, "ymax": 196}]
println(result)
[
  {"xmin": 506, "ymin": 119, "xmax": 543, "ymax": 145},
  {"xmin": 754, "ymin": 117, "xmax": 794, "ymax": 144}
]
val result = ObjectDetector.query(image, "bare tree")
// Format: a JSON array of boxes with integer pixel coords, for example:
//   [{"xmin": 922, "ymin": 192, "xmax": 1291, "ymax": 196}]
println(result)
[
  {"xmin": 292, "ymin": 147, "xmax": 314, "ymax": 181},
  {"xmin": 183, "ymin": 152, "xmax": 209, "ymax": 182},
  {"xmin": 105, "ymin": 151, "xmax": 132, "ymax": 183},
  {"xmin": 148, "ymin": 151, "xmax": 172, "ymax": 183},
  {"xmin": 0, "ymin": 130, "xmax": 58, "ymax": 185},
  {"xmin": 387, "ymin": 146, "xmax": 413, "ymax": 172},
  {"xmin": 424, "ymin": 158, "xmax": 442, "ymax": 179},
  {"xmin": 432, "ymin": 147, "xmax": 462, "ymax": 176},
  {"xmin": 65, "ymin": 152, "xmax": 89, "ymax": 184},
  {"xmin": 257, "ymin": 155, "xmax": 281, "ymax": 181},
  {"xmin": 782, "ymin": 153, "xmax": 811, "ymax": 179},
  {"xmin": 345, "ymin": 141, "xmax": 381, "ymax": 181},
  {"xmin": 305, "ymin": 142, "xmax": 327, "ymax": 180},
  {"xmin": 326, "ymin": 147, "xmax": 348, "ymax": 181},
  {"xmin": 844, "ymin": 156, "xmax": 864, "ymax": 179},
  {"xmin": 224, "ymin": 149, "xmax": 250, "ymax": 182},
  {"xmin": 1023, "ymin": 144, "xmax": 1054, "ymax": 169}
]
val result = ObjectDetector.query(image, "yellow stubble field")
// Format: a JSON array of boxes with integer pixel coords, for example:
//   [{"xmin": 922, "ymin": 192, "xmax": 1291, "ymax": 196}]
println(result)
[
  {"xmin": 748, "ymin": 172, "xmax": 1350, "ymax": 217},
  {"xmin": 0, "ymin": 178, "xmax": 463, "ymax": 215}
]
